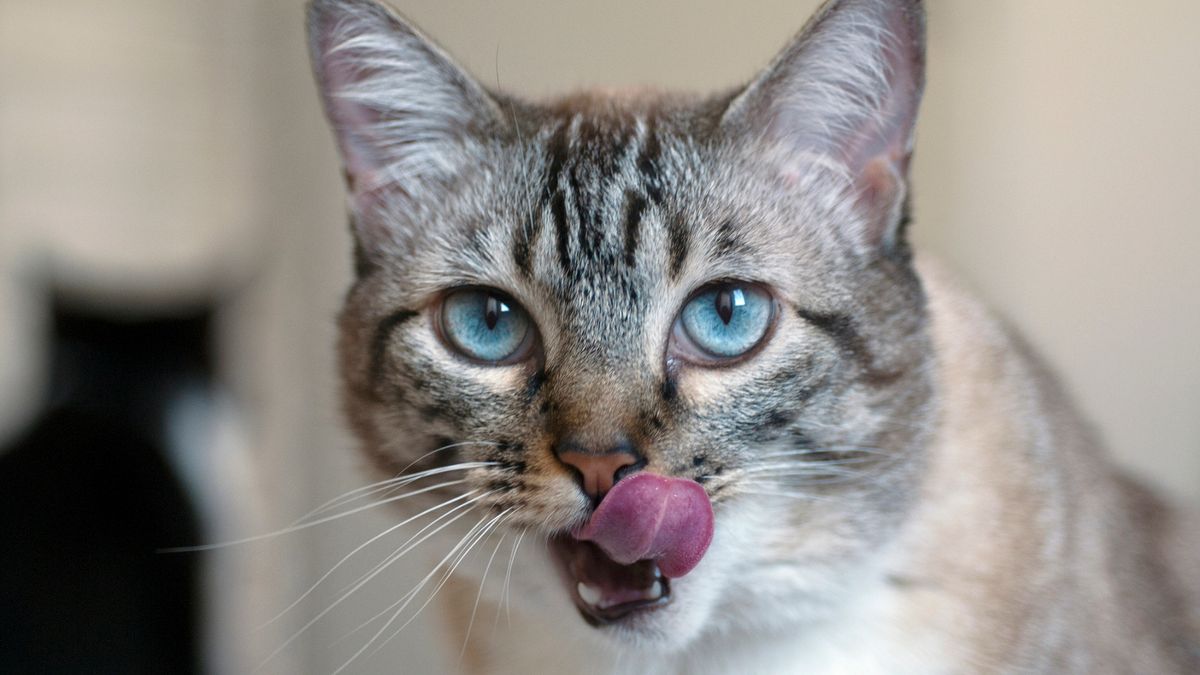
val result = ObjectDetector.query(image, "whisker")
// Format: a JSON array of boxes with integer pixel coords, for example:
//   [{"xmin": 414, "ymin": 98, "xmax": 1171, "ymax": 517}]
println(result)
[
  {"xmin": 295, "ymin": 444, "xmax": 495, "ymax": 524},
  {"xmin": 741, "ymin": 460, "xmax": 877, "ymax": 473},
  {"xmin": 258, "ymin": 489, "xmax": 478, "ymax": 629},
  {"xmin": 739, "ymin": 470, "xmax": 876, "ymax": 486},
  {"xmin": 756, "ymin": 446, "xmax": 889, "ymax": 460},
  {"xmin": 338, "ymin": 510, "xmax": 512, "ymax": 673},
  {"xmin": 374, "ymin": 510, "xmax": 515, "ymax": 650},
  {"xmin": 731, "ymin": 463, "xmax": 902, "ymax": 490},
  {"xmin": 256, "ymin": 493, "xmax": 492, "ymax": 672},
  {"xmin": 496, "ymin": 526, "xmax": 527, "ymax": 633},
  {"xmin": 736, "ymin": 489, "xmax": 839, "ymax": 503},
  {"xmin": 162, "ymin": 477, "xmax": 475, "ymax": 553},
  {"xmin": 331, "ymin": 492, "xmax": 484, "ymax": 600},
  {"xmin": 291, "ymin": 461, "xmax": 497, "ymax": 527},
  {"xmin": 457, "ymin": 525, "xmax": 511, "ymax": 669},
  {"xmin": 334, "ymin": 506, "xmax": 507, "ymax": 642}
]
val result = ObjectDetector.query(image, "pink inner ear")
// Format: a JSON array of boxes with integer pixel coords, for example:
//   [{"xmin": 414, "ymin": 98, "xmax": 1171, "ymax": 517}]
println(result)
[
  {"xmin": 827, "ymin": 1, "xmax": 924, "ymax": 179},
  {"xmin": 854, "ymin": 155, "xmax": 905, "ymax": 246},
  {"xmin": 321, "ymin": 56, "xmax": 386, "ymax": 198},
  {"xmin": 735, "ymin": 0, "xmax": 925, "ymax": 183}
]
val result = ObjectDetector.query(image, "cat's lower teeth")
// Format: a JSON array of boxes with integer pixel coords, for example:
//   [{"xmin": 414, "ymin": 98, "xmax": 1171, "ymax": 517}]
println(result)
[
  {"xmin": 577, "ymin": 582, "xmax": 603, "ymax": 607},
  {"xmin": 577, "ymin": 580, "xmax": 665, "ymax": 609}
]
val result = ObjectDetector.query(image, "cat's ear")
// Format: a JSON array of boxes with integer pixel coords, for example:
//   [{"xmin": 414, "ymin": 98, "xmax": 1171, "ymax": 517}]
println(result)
[
  {"xmin": 307, "ymin": 0, "xmax": 502, "ymax": 249},
  {"xmin": 722, "ymin": 0, "xmax": 925, "ymax": 254}
]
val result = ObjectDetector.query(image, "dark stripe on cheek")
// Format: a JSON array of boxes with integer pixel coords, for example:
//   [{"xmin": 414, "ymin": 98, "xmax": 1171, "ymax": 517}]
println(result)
[
  {"xmin": 794, "ymin": 308, "xmax": 862, "ymax": 360},
  {"xmin": 661, "ymin": 376, "xmax": 678, "ymax": 403},
  {"xmin": 622, "ymin": 190, "xmax": 647, "ymax": 268},
  {"xmin": 525, "ymin": 368, "xmax": 547, "ymax": 401},
  {"xmin": 369, "ymin": 309, "xmax": 419, "ymax": 389},
  {"xmin": 794, "ymin": 307, "xmax": 900, "ymax": 386}
]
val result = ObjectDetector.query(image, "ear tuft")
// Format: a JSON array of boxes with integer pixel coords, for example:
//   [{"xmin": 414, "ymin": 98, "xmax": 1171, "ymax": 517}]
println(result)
[
  {"xmin": 307, "ymin": 0, "xmax": 500, "ymax": 229},
  {"xmin": 723, "ymin": 0, "xmax": 925, "ymax": 254}
]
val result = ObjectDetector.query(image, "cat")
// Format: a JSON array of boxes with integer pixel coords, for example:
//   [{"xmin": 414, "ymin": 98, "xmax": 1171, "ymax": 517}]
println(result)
[{"xmin": 306, "ymin": 0, "xmax": 1200, "ymax": 672}]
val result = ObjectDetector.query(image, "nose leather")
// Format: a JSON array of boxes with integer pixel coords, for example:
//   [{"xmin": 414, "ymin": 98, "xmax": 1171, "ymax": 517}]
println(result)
[{"xmin": 555, "ymin": 446, "xmax": 640, "ymax": 498}]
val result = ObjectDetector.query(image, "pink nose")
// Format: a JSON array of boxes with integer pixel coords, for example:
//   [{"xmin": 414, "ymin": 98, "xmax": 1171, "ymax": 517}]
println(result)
[{"xmin": 556, "ymin": 446, "xmax": 640, "ymax": 498}]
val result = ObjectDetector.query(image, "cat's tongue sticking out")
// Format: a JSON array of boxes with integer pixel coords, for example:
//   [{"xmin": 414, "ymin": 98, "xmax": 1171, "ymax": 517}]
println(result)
[
  {"xmin": 576, "ymin": 473, "xmax": 714, "ymax": 578},
  {"xmin": 552, "ymin": 473, "xmax": 713, "ymax": 625}
]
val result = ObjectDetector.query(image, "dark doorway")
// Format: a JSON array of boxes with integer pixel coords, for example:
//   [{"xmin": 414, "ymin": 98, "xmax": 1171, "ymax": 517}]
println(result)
[{"xmin": 0, "ymin": 297, "xmax": 210, "ymax": 673}]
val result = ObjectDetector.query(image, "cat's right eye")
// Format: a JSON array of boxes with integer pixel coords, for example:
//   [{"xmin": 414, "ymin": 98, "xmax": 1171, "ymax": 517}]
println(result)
[
  {"xmin": 672, "ymin": 282, "xmax": 776, "ymax": 365},
  {"xmin": 438, "ymin": 287, "xmax": 536, "ymax": 364}
]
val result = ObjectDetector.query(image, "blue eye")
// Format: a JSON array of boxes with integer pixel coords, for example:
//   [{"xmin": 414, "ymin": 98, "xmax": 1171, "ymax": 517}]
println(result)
[
  {"xmin": 440, "ymin": 288, "xmax": 533, "ymax": 363},
  {"xmin": 678, "ymin": 284, "xmax": 774, "ymax": 359}
]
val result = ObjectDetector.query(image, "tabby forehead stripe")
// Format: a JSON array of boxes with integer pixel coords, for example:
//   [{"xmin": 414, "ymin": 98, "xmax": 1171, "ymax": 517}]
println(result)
[
  {"xmin": 512, "ymin": 207, "xmax": 541, "ymax": 278},
  {"xmin": 546, "ymin": 120, "xmax": 574, "ymax": 273},
  {"xmin": 623, "ymin": 190, "xmax": 647, "ymax": 268},
  {"xmin": 551, "ymin": 191, "xmax": 570, "ymax": 271},
  {"xmin": 568, "ymin": 169, "xmax": 595, "ymax": 261},
  {"xmin": 542, "ymin": 120, "xmax": 570, "ymax": 204},
  {"xmin": 512, "ymin": 121, "xmax": 570, "ymax": 276},
  {"xmin": 636, "ymin": 118, "xmax": 663, "ymax": 205},
  {"xmin": 667, "ymin": 213, "xmax": 690, "ymax": 279}
]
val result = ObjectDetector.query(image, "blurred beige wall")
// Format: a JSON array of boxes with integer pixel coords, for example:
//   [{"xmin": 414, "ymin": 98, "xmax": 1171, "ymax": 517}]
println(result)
[{"xmin": 913, "ymin": 1, "xmax": 1200, "ymax": 503}]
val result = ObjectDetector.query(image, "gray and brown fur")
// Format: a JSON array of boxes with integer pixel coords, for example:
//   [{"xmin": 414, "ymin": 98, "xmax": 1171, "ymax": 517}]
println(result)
[{"xmin": 309, "ymin": 0, "xmax": 1199, "ymax": 671}]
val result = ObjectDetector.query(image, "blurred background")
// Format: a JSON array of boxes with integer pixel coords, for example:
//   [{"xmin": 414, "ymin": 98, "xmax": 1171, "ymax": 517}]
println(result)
[{"xmin": 1, "ymin": 0, "xmax": 1197, "ymax": 672}]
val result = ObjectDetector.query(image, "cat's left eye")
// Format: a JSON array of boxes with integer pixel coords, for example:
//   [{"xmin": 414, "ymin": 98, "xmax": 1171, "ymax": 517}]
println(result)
[
  {"xmin": 672, "ymin": 282, "xmax": 775, "ymax": 364},
  {"xmin": 438, "ymin": 287, "xmax": 537, "ymax": 364}
]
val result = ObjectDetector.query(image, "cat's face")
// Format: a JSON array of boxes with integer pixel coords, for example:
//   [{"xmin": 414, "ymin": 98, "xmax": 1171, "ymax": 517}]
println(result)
[{"xmin": 312, "ymin": 0, "xmax": 933, "ymax": 651}]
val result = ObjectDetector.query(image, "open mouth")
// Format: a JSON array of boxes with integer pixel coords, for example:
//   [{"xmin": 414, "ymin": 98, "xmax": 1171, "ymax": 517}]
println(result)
[
  {"xmin": 550, "ymin": 536, "xmax": 670, "ymax": 625},
  {"xmin": 546, "ymin": 472, "xmax": 715, "ymax": 626}
]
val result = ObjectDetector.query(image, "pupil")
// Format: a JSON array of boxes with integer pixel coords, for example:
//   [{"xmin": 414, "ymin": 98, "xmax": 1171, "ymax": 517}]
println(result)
[
  {"xmin": 484, "ymin": 295, "xmax": 501, "ymax": 330},
  {"xmin": 715, "ymin": 289, "xmax": 734, "ymax": 325}
]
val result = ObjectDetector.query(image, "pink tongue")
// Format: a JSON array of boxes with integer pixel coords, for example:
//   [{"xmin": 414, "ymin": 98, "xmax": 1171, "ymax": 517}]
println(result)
[{"xmin": 575, "ymin": 473, "xmax": 714, "ymax": 578}]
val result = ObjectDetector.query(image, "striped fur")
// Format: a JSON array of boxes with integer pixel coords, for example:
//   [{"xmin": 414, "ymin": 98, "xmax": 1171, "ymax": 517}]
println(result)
[{"xmin": 309, "ymin": 0, "xmax": 1199, "ymax": 672}]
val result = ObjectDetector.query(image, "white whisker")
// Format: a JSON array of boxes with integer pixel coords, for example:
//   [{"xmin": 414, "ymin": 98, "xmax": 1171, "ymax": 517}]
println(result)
[
  {"xmin": 337, "ymin": 510, "xmax": 512, "ymax": 673},
  {"xmin": 293, "ymin": 447, "xmax": 490, "ymax": 524},
  {"xmin": 496, "ymin": 526, "xmax": 527, "ymax": 632},
  {"xmin": 736, "ymin": 488, "xmax": 839, "ymax": 503},
  {"xmin": 258, "ymin": 490, "xmax": 478, "ymax": 629},
  {"xmin": 163, "ymin": 477, "xmax": 474, "ymax": 553},
  {"xmin": 375, "ymin": 510, "xmax": 514, "ymax": 647},
  {"xmin": 457, "ymin": 524, "xmax": 512, "ymax": 669},
  {"xmin": 332, "ymin": 493, "xmax": 491, "ymax": 602},
  {"xmin": 741, "ymin": 461, "xmax": 873, "ymax": 473},
  {"xmin": 256, "ymin": 493, "xmax": 492, "ymax": 672},
  {"xmin": 291, "ymin": 461, "xmax": 496, "ymax": 527},
  {"xmin": 757, "ymin": 446, "xmax": 889, "ymax": 459}
]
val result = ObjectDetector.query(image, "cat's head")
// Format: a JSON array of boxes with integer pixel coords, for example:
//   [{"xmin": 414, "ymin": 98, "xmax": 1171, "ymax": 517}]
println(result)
[{"xmin": 310, "ymin": 0, "xmax": 933, "ymax": 651}]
